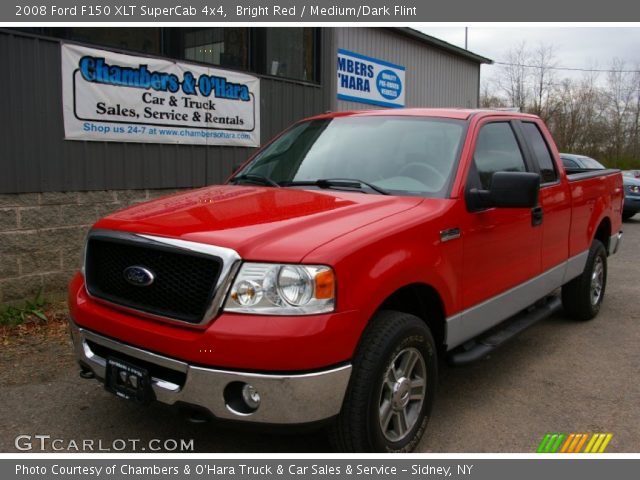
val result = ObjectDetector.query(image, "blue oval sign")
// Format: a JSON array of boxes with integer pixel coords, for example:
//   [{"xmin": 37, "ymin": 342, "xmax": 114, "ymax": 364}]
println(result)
[
  {"xmin": 376, "ymin": 69, "xmax": 402, "ymax": 100},
  {"xmin": 123, "ymin": 265, "xmax": 155, "ymax": 287}
]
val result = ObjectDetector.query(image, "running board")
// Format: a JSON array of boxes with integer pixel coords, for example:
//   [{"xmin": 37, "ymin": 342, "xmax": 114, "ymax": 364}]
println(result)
[{"xmin": 447, "ymin": 295, "xmax": 562, "ymax": 366}]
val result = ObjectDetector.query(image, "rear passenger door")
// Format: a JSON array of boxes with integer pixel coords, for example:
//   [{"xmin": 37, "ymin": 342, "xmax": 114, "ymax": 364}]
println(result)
[{"xmin": 517, "ymin": 121, "xmax": 572, "ymax": 271}]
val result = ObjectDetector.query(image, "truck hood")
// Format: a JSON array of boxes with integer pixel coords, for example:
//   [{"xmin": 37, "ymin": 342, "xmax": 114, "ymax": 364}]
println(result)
[{"xmin": 94, "ymin": 185, "xmax": 424, "ymax": 262}]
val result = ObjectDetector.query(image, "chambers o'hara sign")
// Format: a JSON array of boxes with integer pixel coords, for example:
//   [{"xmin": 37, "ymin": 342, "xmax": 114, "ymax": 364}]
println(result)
[
  {"xmin": 336, "ymin": 48, "xmax": 405, "ymax": 109},
  {"xmin": 62, "ymin": 43, "xmax": 260, "ymax": 146}
]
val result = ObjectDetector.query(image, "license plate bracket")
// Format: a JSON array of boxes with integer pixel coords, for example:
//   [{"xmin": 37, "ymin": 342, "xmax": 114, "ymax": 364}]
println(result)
[{"xmin": 105, "ymin": 356, "xmax": 153, "ymax": 404}]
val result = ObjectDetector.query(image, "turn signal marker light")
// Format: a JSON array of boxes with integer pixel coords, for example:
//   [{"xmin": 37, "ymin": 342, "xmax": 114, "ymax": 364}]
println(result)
[{"xmin": 314, "ymin": 269, "xmax": 335, "ymax": 299}]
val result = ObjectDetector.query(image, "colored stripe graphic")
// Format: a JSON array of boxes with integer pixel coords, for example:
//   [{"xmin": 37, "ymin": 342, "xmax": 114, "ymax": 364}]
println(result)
[
  {"xmin": 550, "ymin": 433, "xmax": 566, "ymax": 453},
  {"xmin": 536, "ymin": 433, "xmax": 553, "ymax": 453},
  {"xmin": 537, "ymin": 433, "xmax": 613, "ymax": 453},
  {"xmin": 598, "ymin": 433, "xmax": 613, "ymax": 453},
  {"xmin": 584, "ymin": 434, "xmax": 599, "ymax": 453},
  {"xmin": 537, "ymin": 433, "xmax": 566, "ymax": 453},
  {"xmin": 575, "ymin": 433, "xmax": 590, "ymax": 452},
  {"xmin": 560, "ymin": 433, "xmax": 576, "ymax": 453}
]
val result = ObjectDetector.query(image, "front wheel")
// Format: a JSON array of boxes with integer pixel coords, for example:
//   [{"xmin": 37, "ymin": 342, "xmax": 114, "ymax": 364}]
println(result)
[
  {"xmin": 561, "ymin": 239, "xmax": 607, "ymax": 321},
  {"xmin": 329, "ymin": 310, "xmax": 437, "ymax": 452}
]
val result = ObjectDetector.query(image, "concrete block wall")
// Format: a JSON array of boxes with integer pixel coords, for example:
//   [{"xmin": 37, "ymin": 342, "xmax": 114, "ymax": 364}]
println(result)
[{"xmin": 0, "ymin": 189, "xmax": 185, "ymax": 305}]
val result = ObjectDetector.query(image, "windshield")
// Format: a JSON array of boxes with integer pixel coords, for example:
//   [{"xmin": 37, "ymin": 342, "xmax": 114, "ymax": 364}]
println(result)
[{"xmin": 234, "ymin": 116, "xmax": 467, "ymax": 197}]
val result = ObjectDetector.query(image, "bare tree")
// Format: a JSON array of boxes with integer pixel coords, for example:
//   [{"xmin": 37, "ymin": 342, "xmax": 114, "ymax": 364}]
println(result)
[
  {"xmin": 577, "ymin": 73, "xmax": 609, "ymax": 157},
  {"xmin": 631, "ymin": 68, "xmax": 640, "ymax": 160},
  {"xmin": 496, "ymin": 42, "xmax": 530, "ymax": 111},
  {"xmin": 604, "ymin": 58, "xmax": 636, "ymax": 165},
  {"xmin": 529, "ymin": 43, "xmax": 557, "ymax": 121},
  {"xmin": 483, "ymin": 45, "xmax": 640, "ymax": 168},
  {"xmin": 479, "ymin": 79, "xmax": 507, "ymax": 108}
]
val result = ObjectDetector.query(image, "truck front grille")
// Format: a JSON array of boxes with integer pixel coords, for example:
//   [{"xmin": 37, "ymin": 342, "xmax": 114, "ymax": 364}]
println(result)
[{"xmin": 85, "ymin": 235, "xmax": 223, "ymax": 324}]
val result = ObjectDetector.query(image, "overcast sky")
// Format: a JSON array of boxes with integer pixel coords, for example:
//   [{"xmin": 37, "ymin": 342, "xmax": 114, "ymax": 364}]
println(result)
[{"xmin": 417, "ymin": 26, "xmax": 640, "ymax": 86}]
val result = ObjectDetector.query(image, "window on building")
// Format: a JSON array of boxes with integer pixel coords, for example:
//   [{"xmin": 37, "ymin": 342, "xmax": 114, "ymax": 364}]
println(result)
[
  {"xmin": 255, "ymin": 28, "xmax": 318, "ymax": 82},
  {"xmin": 39, "ymin": 28, "xmax": 162, "ymax": 55},
  {"xmin": 16, "ymin": 27, "xmax": 319, "ymax": 83},
  {"xmin": 521, "ymin": 122, "xmax": 558, "ymax": 184},
  {"xmin": 181, "ymin": 28, "xmax": 248, "ymax": 69},
  {"xmin": 473, "ymin": 122, "xmax": 527, "ymax": 189}
]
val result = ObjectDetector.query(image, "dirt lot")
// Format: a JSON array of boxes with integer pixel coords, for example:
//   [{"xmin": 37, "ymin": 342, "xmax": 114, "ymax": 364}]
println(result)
[{"xmin": 1, "ymin": 219, "xmax": 639, "ymax": 453}]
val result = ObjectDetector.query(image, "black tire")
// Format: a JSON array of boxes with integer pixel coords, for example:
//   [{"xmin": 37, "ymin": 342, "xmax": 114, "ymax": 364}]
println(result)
[
  {"xmin": 622, "ymin": 211, "xmax": 636, "ymax": 221},
  {"xmin": 561, "ymin": 239, "xmax": 607, "ymax": 321},
  {"xmin": 329, "ymin": 310, "xmax": 437, "ymax": 452}
]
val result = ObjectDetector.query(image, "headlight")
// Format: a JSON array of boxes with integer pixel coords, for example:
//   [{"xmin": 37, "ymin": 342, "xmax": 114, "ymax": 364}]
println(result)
[
  {"xmin": 628, "ymin": 185, "xmax": 640, "ymax": 194},
  {"xmin": 224, "ymin": 263, "xmax": 335, "ymax": 315}
]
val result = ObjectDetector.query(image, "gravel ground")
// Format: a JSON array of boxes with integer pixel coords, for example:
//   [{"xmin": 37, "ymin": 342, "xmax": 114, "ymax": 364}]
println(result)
[{"xmin": 1, "ymin": 218, "xmax": 639, "ymax": 453}]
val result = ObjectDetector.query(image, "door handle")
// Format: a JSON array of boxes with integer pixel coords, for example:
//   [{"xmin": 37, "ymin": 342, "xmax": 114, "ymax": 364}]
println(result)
[{"xmin": 531, "ymin": 206, "xmax": 543, "ymax": 226}]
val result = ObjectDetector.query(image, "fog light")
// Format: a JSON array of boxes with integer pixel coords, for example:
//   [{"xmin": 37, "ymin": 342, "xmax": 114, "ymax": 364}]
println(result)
[{"xmin": 242, "ymin": 384, "xmax": 261, "ymax": 410}]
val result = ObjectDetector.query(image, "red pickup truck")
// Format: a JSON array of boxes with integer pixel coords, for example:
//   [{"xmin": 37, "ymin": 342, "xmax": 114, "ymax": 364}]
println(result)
[{"xmin": 68, "ymin": 109, "xmax": 623, "ymax": 452}]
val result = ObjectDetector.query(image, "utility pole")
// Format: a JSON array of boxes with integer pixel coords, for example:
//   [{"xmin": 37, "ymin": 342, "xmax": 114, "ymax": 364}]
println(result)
[{"xmin": 465, "ymin": 27, "xmax": 468, "ymax": 49}]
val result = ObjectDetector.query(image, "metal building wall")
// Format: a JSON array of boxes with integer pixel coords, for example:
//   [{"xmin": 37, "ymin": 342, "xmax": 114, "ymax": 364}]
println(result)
[
  {"xmin": 333, "ymin": 28, "xmax": 481, "ymax": 112},
  {"xmin": 0, "ymin": 29, "xmax": 330, "ymax": 194}
]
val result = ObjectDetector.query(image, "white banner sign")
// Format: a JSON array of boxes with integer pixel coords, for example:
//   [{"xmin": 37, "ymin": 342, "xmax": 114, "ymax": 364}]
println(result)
[
  {"xmin": 62, "ymin": 44, "xmax": 260, "ymax": 146},
  {"xmin": 337, "ymin": 49, "xmax": 406, "ymax": 108}
]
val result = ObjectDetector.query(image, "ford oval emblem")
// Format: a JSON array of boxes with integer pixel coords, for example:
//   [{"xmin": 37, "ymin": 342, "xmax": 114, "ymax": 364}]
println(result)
[{"xmin": 123, "ymin": 265, "xmax": 155, "ymax": 287}]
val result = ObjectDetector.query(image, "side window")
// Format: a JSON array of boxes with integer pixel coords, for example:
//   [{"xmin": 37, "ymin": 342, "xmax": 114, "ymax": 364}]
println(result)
[
  {"xmin": 473, "ymin": 122, "xmax": 527, "ymax": 189},
  {"xmin": 521, "ymin": 122, "xmax": 558, "ymax": 184},
  {"xmin": 562, "ymin": 158, "xmax": 579, "ymax": 169}
]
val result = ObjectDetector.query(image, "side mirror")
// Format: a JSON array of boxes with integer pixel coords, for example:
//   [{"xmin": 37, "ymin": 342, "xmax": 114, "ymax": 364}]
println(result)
[{"xmin": 468, "ymin": 171, "xmax": 540, "ymax": 210}]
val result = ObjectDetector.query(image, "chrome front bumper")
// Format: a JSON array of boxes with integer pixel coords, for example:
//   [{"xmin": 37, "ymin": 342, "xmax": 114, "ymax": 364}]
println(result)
[{"xmin": 69, "ymin": 321, "xmax": 351, "ymax": 425}]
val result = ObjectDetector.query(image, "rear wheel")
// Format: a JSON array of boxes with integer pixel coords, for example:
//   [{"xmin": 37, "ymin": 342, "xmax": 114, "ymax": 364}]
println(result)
[
  {"xmin": 329, "ymin": 310, "xmax": 437, "ymax": 452},
  {"xmin": 561, "ymin": 239, "xmax": 607, "ymax": 321}
]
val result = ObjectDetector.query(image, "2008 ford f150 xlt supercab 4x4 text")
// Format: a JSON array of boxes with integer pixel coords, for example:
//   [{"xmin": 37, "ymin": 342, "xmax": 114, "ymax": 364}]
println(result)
[{"xmin": 68, "ymin": 109, "xmax": 623, "ymax": 452}]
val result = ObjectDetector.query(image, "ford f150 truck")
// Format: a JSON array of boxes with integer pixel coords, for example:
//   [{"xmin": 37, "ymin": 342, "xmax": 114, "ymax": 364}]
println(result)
[{"xmin": 68, "ymin": 109, "xmax": 623, "ymax": 452}]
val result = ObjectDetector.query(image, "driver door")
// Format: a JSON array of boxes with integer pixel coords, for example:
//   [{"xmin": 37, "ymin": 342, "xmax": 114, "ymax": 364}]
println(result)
[{"xmin": 458, "ymin": 120, "xmax": 542, "ymax": 333}]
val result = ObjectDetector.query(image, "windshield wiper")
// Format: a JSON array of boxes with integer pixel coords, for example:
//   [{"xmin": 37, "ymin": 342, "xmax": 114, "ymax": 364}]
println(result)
[
  {"xmin": 283, "ymin": 178, "xmax": 390, "ymax": 195},
  {"xmin": 229, "ymin": 173, "xmax": 281, "ymax": 188}
]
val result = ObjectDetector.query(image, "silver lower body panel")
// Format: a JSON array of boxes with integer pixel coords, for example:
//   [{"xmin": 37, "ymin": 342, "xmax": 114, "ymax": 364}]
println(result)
[{"xmin": 445, "ymin": 251, "xmax": 589, "ymax": 350}]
